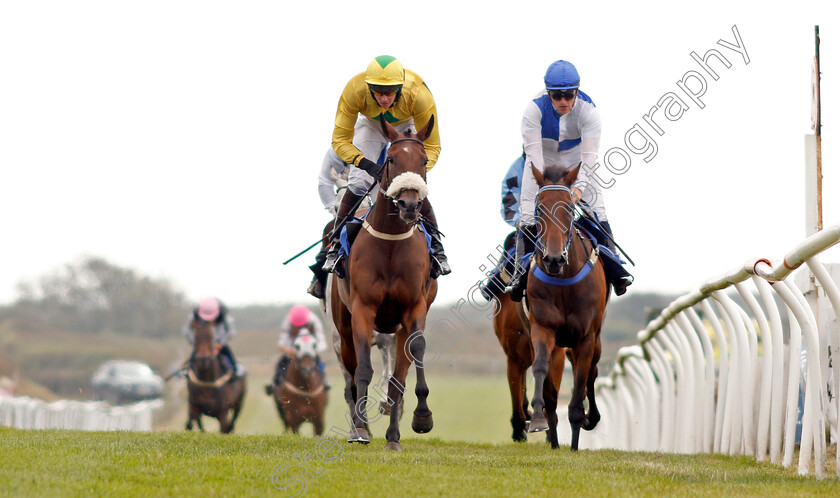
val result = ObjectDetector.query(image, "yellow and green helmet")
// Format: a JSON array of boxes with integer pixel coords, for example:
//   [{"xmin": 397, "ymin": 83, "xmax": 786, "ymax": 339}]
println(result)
[{"xmin": 365, "ymin": 55, "xmax": 405, "ymax": 87}]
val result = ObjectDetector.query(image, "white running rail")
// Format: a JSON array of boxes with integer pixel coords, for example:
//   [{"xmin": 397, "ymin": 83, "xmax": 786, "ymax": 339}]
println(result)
[
  {"xmin": 585, "ymin": 225, "xmax": 840, "ymax": 479},
  {"xmin": 0, "ymin": 395, "xmax": 163, "ymax": 432}
]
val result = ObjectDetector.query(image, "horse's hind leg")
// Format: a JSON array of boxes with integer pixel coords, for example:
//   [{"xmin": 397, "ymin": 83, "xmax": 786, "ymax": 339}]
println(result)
[
  {"xmin": 528, "ymin": 324, "xmax": 555, "ymax": 434},
  {"xmin": 507, "ymin": 358, "xmax": 528, "ymax": 442},
  {"xmin": 568, "ymin": 336, "xmax": 596, "ymax": 450},
  {"xmin": 583, "ymin": 338, "xmax": 602, "ymax": 431}
]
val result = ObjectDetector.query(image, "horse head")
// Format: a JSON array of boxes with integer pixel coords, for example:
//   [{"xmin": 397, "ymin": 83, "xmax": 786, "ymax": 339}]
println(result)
[
  {"xmin": 532, "ymin": 163, "xmax": 579, "ymax": 276},
  {"xmin": 378, "ymin": 115, "xmax": 434, "ymax": 224},
  {"xmin": 293, "ymin": 332, "xmax": 319, "ymax": 377},
  {"xmin": 192, "ymin": 319, "xmax": 216, "ymax": 360}
]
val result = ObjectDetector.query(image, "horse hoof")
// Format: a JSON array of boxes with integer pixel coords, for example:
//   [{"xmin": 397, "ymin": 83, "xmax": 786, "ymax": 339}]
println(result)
[
  {"xmin": 583, "ymin": 413, "xmax": 601, "ymax": 431},
  {"xmin": 411, "ymin": 413, "xmax": 434, "ymax": 434},
  {"xmin": 348, "ymin": 427, "xmax": 370, "ymax": 444},
  {"xmin": 528, "ymin": 416, "xmax": 549, "ymax": 433},
  {"xmin": 384, "ymin": 441, "xmax": 402, "ymax": 451}
]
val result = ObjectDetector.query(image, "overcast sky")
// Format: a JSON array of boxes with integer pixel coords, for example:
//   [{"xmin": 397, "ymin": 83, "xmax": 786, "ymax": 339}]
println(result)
[{"xmin": 1, "ymin": 1, "xmax": 837, "ymax": 308}]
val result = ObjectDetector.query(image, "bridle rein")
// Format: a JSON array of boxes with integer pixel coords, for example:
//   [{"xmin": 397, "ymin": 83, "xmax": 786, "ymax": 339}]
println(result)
[{"xmin": 534, "ymin": 185, "xmax": 599, "ymax": 286}]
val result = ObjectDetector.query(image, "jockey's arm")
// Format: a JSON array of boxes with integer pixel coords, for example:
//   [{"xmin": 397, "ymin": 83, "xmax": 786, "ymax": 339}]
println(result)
[
  {"xmin": 332, "ymin": 80, "xmax": 367, "ymax": 167},
  {"xmin": 411, "ymin": 85, "xmax": 441, "ymax": 171},
  {"xmin": 521, "ymin": 107, "xmax": 545, "ymax": 175}
]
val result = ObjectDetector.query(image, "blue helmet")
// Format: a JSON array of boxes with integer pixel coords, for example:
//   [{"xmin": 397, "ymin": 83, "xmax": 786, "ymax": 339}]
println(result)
[{"xmin": 544, "ymin": 60, "xmax": 580, "ymax": 90}]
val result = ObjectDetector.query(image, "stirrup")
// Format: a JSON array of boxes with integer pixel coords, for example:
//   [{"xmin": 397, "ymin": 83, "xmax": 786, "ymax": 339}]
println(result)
[
  {"xmin": 505, "ymin": 266, "xmax": 527, "ymax": 302},
  {"xmin": 322, "ymin": 249, "xmax": 345, "ymax": 278}
]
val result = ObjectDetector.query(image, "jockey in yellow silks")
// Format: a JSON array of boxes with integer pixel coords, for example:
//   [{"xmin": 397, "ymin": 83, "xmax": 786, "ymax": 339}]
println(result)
[{"xmin": 308, "ymin": 56, "xmax": 450, "ymax": 299}]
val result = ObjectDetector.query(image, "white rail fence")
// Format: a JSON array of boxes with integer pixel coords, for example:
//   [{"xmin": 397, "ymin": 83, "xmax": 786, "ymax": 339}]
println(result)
[
  {"xmin": 585, "ymin": 225, "xmax": 840, "ymax": 479},
  {"xmin": 0, "ymin": 394, "xmax": 163, "ymax": 432}
]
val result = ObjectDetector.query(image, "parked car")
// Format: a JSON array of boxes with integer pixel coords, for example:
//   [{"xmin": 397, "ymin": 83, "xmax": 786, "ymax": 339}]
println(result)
[{"xmin": 91, "ymin": 360, "xmax": 163, "ymax": 404}]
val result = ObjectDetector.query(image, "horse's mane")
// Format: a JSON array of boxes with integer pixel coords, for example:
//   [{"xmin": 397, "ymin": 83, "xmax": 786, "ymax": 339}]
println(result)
[{"xmin": 542, "ymin": 165, "xmax": 573, "ymax": 185}]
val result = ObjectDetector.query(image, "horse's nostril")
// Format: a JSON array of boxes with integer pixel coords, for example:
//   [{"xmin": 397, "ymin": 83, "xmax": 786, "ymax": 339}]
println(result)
[{"xmin": 397, "ymin": 200, "xmax": 407, "ymax": 209}]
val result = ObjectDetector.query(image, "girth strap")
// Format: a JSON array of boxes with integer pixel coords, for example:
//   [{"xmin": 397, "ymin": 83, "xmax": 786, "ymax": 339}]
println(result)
[
  {"xmin": 282, "ymin": 381, "xmax": 325, "ymax": 398},
  {"xmin": 362, "ymin": 220, "xmax": 418, "ymax": 241},
  {"xmin": 187, "ymin": 368, "xmax": 232, "ymax": 388}
]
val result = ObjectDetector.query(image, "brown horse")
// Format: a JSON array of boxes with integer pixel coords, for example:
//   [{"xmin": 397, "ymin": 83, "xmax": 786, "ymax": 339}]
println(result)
[
  {"xmin": 493, "ymin": 289, "xmax": 567, "ymax": 443},
  {"xmin": 272, "ymin": 332, "xmax": 327, "ymax": 435},
  {"xmin": 329, "ymin": 116, "xmax": 438, "ymax": 451},
  {"xmin": 525, "ymin": 164, "xmax": 609, "ymax": 450},
  {"xmin": 186, "ymin": 319, "xmax": 246, "ymax": 434}
]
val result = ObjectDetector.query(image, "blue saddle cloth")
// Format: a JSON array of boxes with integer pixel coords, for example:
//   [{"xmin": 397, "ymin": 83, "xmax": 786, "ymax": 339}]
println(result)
[{"xmin": 485, "ymin": 222, "xmax": 624, "ymax": 283}]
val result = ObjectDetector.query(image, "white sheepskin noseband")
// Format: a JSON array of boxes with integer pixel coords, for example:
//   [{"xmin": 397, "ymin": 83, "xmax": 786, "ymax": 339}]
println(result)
[{"xmin": 386, "ymin": 172, "xmax": 428, "ymax": 200}]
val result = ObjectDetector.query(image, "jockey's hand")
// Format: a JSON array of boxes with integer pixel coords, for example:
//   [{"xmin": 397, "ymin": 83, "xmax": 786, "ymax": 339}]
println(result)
[{"xmin": 357, "ymin": 158, "xmax": 384, "ymax": 183}]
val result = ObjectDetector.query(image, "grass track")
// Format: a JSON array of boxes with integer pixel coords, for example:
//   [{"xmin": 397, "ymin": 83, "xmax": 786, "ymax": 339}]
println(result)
[{"xmin": 2, "ymin": 427, "xmax": 836, "ymax": 497}]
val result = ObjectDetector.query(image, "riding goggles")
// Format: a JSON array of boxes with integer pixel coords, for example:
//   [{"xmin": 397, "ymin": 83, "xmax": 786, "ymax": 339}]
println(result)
[{"xmin": 548, "ymin": 89, "xmax": 577, "ymax": 101}]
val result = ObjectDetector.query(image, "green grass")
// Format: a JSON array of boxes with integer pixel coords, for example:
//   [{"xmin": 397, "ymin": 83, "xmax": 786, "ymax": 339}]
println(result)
[
  {"xmin": 1, "ymin": 427, "xmax": 836, "ymax": 497},
  {"xmin": 158, "ymin": 363, "xmax": 528, "ymax": 444}
]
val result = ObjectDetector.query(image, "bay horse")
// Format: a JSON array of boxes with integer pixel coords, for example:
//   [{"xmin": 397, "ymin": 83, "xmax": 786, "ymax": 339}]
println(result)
[
  {"xmin": 328, "ymin": 116, "xmax": 438, "ymax": 451},
  {"xmin": 272, "ymin": 332, "xmax": 327, "ymax": 435},
  {"xmin": 525, "ymin": 164, "xmax": 608, "ymax": 450},
  {"xmin": 186, "ymin": 319, "xmax": 246, "ymax": 434}
]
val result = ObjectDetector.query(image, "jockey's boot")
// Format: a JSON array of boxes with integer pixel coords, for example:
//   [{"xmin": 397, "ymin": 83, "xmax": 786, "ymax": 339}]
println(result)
[
  {"xmin": 323, "ymin": 190, "xmax": 364, "ymax": 278},
  {"xmin": 420, "ymin": 199, "xmax": 451, "ymax": 279},
  {"xmin": 307, "ymin": 249, "xmax": 329, "ymax": 299},
  {"xmin": 600, "ymin": 221, "xmax": 634, "ymax": 296},
  {"xmin": 505, "ymin": 224, "xmax": 538, "ymax": 302},
  {"xmin": 480, "ymin": 231, "xmax": 517, "ymax": 301}
]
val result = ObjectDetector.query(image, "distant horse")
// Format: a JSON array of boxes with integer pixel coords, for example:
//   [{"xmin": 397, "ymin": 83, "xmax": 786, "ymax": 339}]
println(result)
[
  {"xmin": 525, "ymin": 164, "xmax": 608, "ymax": 451},
  {"xmin": 186, "ymin": 319, "xmax": 246, "ymax": 434},
  {"xmin": 328, "ymin": 116, "xmax": 438, "ymax": 451},
  {"xmin": 272, "ymin": 332, "xmax": 327, "ymax": 435}
]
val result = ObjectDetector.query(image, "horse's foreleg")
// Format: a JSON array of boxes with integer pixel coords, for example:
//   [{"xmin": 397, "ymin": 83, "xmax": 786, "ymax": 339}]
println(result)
[
  {"xmin": 569, "ymin": 335, "xmax": 595, "ymax": 451},
  {"xmin": 544, "ymin": 346, "xmax": 566, "ymax": 449},
  {"xmin": 385, "ymin": 332, "xmax": 413, "ymax": 451},
  {"xmin": 349, "ymin": 305, "xmax": 375, "ymax": 443},
  {"xmin": 528, "ymin": 324, "xmax": 555, "ymax": 433},
  {"xmin": 404, "ymin": 306, "xmax": 433, "ymax": 435}
]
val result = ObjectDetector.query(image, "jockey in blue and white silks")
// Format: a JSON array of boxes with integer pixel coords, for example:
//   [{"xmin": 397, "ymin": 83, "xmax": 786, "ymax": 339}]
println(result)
[
  {"xmin": 500, "ymin": 154, "xmax": 525, "ymax": 227},
  {"xmin": 505, "ymin": 60, "xmax": 632, "ymax": 300}
]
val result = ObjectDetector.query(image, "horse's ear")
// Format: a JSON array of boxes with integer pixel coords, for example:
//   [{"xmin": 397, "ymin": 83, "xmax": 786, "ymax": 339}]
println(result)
[
  {"xmin": 565, "ymin": 163, "xmax": 580, "ymax": 186},
  {"xmin": 531, "ymin": 163, "xmax": 545, "ymax": 187},
  {"xmin": 416, "ymin": 115, "xmax": 435, "ymax": 142},
  {"xmin": 379, "ymin": 114, "xmax": 400, "ymax": 141}
]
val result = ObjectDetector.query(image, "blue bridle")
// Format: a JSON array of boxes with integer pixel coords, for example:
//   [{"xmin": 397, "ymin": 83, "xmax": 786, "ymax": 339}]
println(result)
[{"xmin": 532, "ymin": 184, "xmax": 597, "ymax": 286}]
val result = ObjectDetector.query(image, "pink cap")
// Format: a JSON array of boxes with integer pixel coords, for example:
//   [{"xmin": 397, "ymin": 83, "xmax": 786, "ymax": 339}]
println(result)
[
  {"xmin": 198, "ymin": 297, "xmax": 220, "ymax": 321},
  {"xmin": 289, "ymin": 304, "xmax": 310, "ymax": 327}
]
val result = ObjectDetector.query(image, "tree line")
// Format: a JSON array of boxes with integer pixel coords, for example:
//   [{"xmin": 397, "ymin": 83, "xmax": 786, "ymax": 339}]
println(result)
[{"xmin": 8, "ymin": 256, "xmax": 188, "ymax": 338}]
